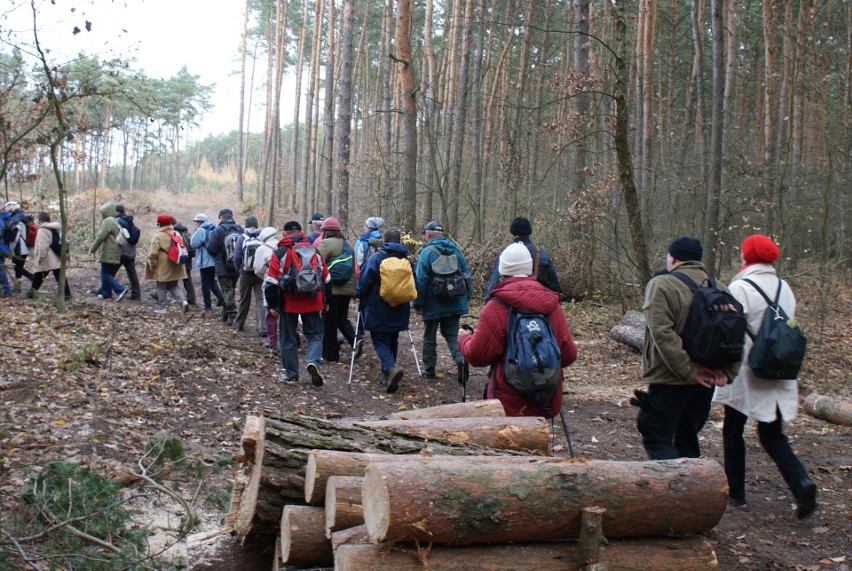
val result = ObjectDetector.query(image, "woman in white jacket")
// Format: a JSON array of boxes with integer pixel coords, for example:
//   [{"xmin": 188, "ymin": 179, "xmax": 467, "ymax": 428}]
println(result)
[{"xmin": 714, "ymin": 234, "xmax": 816, "ymax": 518}]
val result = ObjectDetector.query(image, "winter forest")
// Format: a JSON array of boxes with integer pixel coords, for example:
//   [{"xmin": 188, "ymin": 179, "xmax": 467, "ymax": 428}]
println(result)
[{"xmin": 1, "ymin": 0, "xmax": 849, "ymax": 297}]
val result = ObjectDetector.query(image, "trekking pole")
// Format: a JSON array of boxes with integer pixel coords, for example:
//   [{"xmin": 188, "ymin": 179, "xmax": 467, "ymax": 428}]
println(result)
[
  {"xmin": 558, "ymin": 406, "xmax": 575, "ymax": 458},
  {"xmin": 347, "ymin": 311, "xmax": 362, "ymax": 389},
  {"xmin": 459, "ymin": 324, "xmax": 474, "ymax": 402},
  {"xmin": 406, "ymin": 328, "xmax": 422, "ymax": 376}
]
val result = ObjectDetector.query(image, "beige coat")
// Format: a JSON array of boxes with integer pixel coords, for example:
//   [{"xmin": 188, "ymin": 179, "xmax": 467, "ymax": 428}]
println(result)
[
  {"xmin": 34, "ymin": 222, "xmax": 61, "ymax": 272},
  {"xmin": 145, "ymin": 226, "xmax": 188, "ymax": 282}
]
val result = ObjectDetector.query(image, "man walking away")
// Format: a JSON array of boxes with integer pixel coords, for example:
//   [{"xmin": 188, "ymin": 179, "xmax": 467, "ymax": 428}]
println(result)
[
  {"xmin": 207, "ymin": 208, "xmax": 242, "ymax": 325},
  {"xmin": 254, "ymin": 226, "xmax": 281, "ymax": 350},
  {"xmin": 484, "ymin": 216, "xmax": 562, "ymax": 298},
  {"xmin": 306, "ymin": 213, "xmax": 324, "ymax": 244},
  {"xmin": 115, "ymin": 204, "xmax": 142, "ymax": 300},
  {"xmin": 174, "ymin": 221, "xmax": 197, "ymax": 305},
  {"xmin": 233, "ymin": 216, "xmax": 265, "ymax": 335},
  {"xmin": 190, "ymin": 213, "xmax": 224, "ymax": 311}
]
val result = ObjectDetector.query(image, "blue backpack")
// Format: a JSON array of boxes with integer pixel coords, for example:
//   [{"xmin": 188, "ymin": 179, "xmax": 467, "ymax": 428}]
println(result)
[
  {"xmin": 492, "ymin": 297, "xmax": 563, "ymax": 412},
  {"xmin": 0, "ymin": 213, "xmax": 11, "ymax": 257}
]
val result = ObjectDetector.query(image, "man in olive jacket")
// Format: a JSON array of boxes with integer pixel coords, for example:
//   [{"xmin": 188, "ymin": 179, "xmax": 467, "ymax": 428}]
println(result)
[
  {"xmin": 88, "ymin": 201, "xmax": 128, "ymax": 301},
  {"xmin": 636, "ymin": 236, "xmax": 740, "ymax": 460}
]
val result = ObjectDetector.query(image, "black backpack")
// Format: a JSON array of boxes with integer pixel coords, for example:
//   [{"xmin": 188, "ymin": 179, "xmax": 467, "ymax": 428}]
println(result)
[
  {"xmin": 741, "ymin": 279, "xmax": 807, "ymax": 379},
  {"xmin": 49, "ymin": 229, "xmax": 62, "ymax": 256},
  {"xmin": 671, "ymin": 272, "xmax": 747, "ymax": 368}
]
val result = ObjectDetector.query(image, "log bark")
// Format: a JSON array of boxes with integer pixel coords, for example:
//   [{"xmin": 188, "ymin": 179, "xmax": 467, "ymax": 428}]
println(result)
[
  {"xmin": 305, "ymin": 451, "xmax": 561, "ymax": 505},
  {"xmin": 335, "ymin": 537, "xmax": 718, "ymax": 571},
  {"xmin": 325, "ymin": 476, "xmax": 364, "ymax": 536},
  {"xmin": 389, "ymin": 399, "xmax": 506, "ymax": 420},
  {"xmin": 330, "ymin": 524, "xmax": 370, "ymax": 553},
  {"xmin": 803, "ymin": 393, "xmax": 852, "ymax": 426},
  {"xmin": 227, "ymin": 413, "xmax": 528, "ymax": 540},
  {"xmin": 363, "ymin": 457, "xmax": 727, "ymax": 545},
  {"xmin": 610, "ymin": 311, "xmax": 645, "ymax": 351},
  {"xmin": 279, "ymin": 505, "xmax": 332, "ymax": 568}
]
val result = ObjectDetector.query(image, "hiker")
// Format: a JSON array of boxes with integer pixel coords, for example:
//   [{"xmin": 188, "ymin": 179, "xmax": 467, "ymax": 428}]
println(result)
[
  {"xmin": 635, "ymin": 236, "xmax": 739, "ymax": 460},
  {"xmin": 0, "ymin": 209, "xmax": 12, "ymax": 295},
  {"xmin": 355, "ymin": 228, "xmax": 414, "ymax": 393},
  {"xmin": 354, "ymin": 217, "xmax": 384, "ymax": 270},
  {"xmin": 459, "ymin": 243, "xmax": 577, "ymax": 417},
  {"xmin": 145, "ymin": 215, "xmax": 189, "ymax": 314},
  {"xmin": 413, "ymin": 220, "xmax": 470, "ymax": 379},
  {"xmin": 306, "ymin": 213, "xmax": 324, "ymax": 244},
  {"xmin": 207, "ymin": 208, "xmax": 242, "ymax": 325},
  {"xmin": 253, "ymin": 226, "xmax": 281, "ymax": 351},
  {"xmin": 233, "ymin": 216, "xmax": 265, "ymax": 335},
  {"xmin": 263, "ymin": 221, "xmax": 329, "ymax": 386},
  {"xmin": 114, "ymin": 204, "xmax": 142, "ymax": 300},
  {"xmin": 316, "ymin": 217, "xmax": 357, "ymax": 363},
  {"xmin": 714, "ymin": 234, "xmax": 817, "ymax": 518},
  {"xmin": 173, "ymin": 221, "xmax": 197, "ymax": 306},
  {"xmin": 3, "ymin": 201, "xmax": 35, "ymax": 291},
  {"xmin": 484, "ymin": 216, "xmax": 562, "ymax": 298},
  {"xmin": 29, "ymin": 212, "xmax": 71, "ymax": 300},
  {"xmin": 88, "ymin": 201, "xmax": 128, "ymax": 302},
  {"xmin": 190, "ymin": 213, "xmax": 224, "ymax": 312}
]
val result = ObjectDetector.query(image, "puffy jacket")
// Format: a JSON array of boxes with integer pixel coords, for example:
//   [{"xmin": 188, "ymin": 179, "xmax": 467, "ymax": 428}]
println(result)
[
  {"xmin": 641, "ymin": 260, "xmax": 740, "ymax": 386},
  {"xmin": 207, "ymin": 217, "xmax": 242, "ymax": 277},
  {"xmin": 484, "ymin": 237, "xmax": 562, "ymax": 298},
  {"xmin": 459, "ymin": 276, "xmax": 577, "ymax": 418},
  {"xmin": 233, "ymin": 227, "xmax": 262, "ymax": 274},
  {"xmin": 318, "ymin": 236, "xmax": 356, "ymax": 297},
  {"xmin": 355, "ymin": 242, "xmax": 412, "ymax": 333},
  {"xmin": 253, "ymin": 228, "xmax": 280, "ymax": 280},
  {"xmin": 413, "ymin": 236, "xmax": 470, "ymax": 320},
  {"xmin": 88, "ymin": 202, "xmax": 123, "ymax": 264},
  {"xmin": 190, "ymin": 221, "xmax": 217, "ymax": 269},
  {"xmin": 714, "ymin": 263, "xmax": 799, "ymax": 423},
  {"xmin": 144, "ymin": 226, "xmax": 189, "ymax": 282},
  {"xmin": 262, "ymin": 232, "xmax": 329, "ymax": 314},
  {"xmin": 34, "ymin": 222, "xmax": 61, "ymax": 272}
]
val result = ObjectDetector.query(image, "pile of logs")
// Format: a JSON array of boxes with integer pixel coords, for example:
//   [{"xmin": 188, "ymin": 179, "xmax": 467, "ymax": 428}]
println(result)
[{"xmin": 224, "ymin": 400, "xmax": 725, "ymax": 570}]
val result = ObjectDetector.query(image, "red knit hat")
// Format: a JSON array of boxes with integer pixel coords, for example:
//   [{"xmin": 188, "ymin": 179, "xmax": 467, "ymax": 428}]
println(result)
[
  {"xmin": 321, "ymin": 216, "xmax": 342, "ymax": 231},
  {"xmin": 741, "ymin": 234, "xmax": 780, "ymax": 265},
  {"xmin": 156, "ymin": 215, "xmax": 172, "ymax": 226}
]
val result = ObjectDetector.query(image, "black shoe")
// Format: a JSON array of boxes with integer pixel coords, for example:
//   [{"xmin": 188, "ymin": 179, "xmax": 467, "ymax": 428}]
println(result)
[
  {"xmin": 307, "ymin": 362, "xmax": 324, "ymax": 387},
  {"xmin": 796, "ymin": 479, "xmax": 817, "ymax": 519},
  {"xmin": 423, "ymin": 368, "xmax": 436, "ymax": 379},
  {"xmin": 380, "ymin": 370, "xmax": 389, "ymax": 386},
  {"xmin": 386, "ymin": 367, "xmax": 403, "ymax": 394},
  {"xmin": 216, "ymin": 297, "xmax": 224, "ymax": 307},
  {"xmin": 728, "ymin": 497, "xmax": 747, "ymax": 508}
]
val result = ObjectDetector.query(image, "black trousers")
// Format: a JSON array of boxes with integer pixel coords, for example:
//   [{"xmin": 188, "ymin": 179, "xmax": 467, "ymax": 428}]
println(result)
[
  {"xmin": 322, "ymin": 292, "xmax": 356, "ymax": 362},
  {"xmin": 13, "ymin": 256, "xmax": 34, "ymax": 281},
  {"xmin": 722, "ymin": 405, "xmax": 810, "ymax": 503},
  {"xmin": 199, "ymin": 266, "xmax": 223, "ymax": 309},
  {"xmin": 32, "ymin": 269, "xmax": 71, "ymax": 297},
  {"xmin": 119, "ymin": 255, "xmax": 141, "ymax": 299},
  {"xmin": 636, "ymin": 384, "xmax": 714, "ymax": 460}
]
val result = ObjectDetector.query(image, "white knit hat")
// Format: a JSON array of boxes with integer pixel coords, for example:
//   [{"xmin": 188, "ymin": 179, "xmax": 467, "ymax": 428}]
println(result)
[{"xmin": 498, "ymin": 242, "xmax": 533, "ymax": 277}]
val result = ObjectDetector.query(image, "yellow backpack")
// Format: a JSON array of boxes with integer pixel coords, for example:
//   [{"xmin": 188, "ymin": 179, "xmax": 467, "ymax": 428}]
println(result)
[{"xmin": 379, "ymin": 255, "xmax": 417, "ymax": 307}]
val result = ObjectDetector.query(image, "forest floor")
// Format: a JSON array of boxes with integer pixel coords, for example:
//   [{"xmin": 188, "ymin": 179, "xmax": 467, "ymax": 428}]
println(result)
[{"xmin": 0, "ymin": 191, "xmax": 850, "ymax": 570}]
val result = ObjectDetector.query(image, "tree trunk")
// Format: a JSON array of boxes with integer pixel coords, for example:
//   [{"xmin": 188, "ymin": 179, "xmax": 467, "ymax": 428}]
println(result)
[
  {"xmin": 335, "ymin": 0, "xmax": 355, "ymax": 228},
  {"xmin": 324, "ymin": 476, "xmax": 364, "ymax": 535},
  {"xmin": 226, "ymin": 413, "xmax": 528, "ymax": 540},
  {"xmin": 389, "ymin": 399, "xmax": 506, "ymax": 420},
  {"xmin": 573, "ymin": 0, "xmax": 591, "ymax": 204},
  {"xmin": 300, "ymin": 0, "xmax": 325, "ymax": 218},
  {"xmin": 363, "ymin": 457, "xmax": 727, "ymax": 545},
  {"xmin": 609, "ymin": 310, "xmax": 646, "ymax": 351},
  {"xmin": 762, "ymin": 0, "xmax": 778, "ymax": 232},
  {"xmin": 469, "ymin": 0, "xmax": 486, "ymax": 242},
  {"xmin": 290, "ymin": 0, "xmax": 311, "ymax": 191},
  {"xmin": 335, "ymin": 537, "xmax": 718, "ymax": 571},
  {"xmin": 640, "ymin": 0, "xmax": 658, "ymax": 196},
  {"xmin": 447, "ymin": 0, "xmax": 475, "ymax": 232},
  {"xmin": 279, "ymin": 505, "xmax": 333, "ymax": 568},
  {"xmin": 321, "ymin": 0, "xmax": 337, "ymax": 216},
  {"xmin": 802, "ymin": 393, "xmax": 852, "ymax": 426},
  {"xmin": 236, "ymin": 0, "xmax": 249, "ymax": 203},
  {"xmin": 703, "ymin": 0, "xmax": 725, "ymax": 273},
  {"xmin": 395, "ymin": 0, "xmax": 417, "ymax": 233}
]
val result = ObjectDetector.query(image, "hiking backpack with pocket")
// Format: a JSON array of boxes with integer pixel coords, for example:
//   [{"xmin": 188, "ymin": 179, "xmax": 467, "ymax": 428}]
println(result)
[
  {"xmin": 164, "ymin": 230, "xmax": 190, "ymax": 265},
  {"xmin": 49, "ymin": 229, "xmax": 62, "ymax": 257},
  {"xmin": 112, "ymin": 217, "xmax": 129, "ymax": 246},
  {"xmin": 24, "ymin": 216, "xmax": 37, "ymax": 248},
  {"xmin": 741, "ymin": 279, "xmax": 807, "ymax": 379},
  {"xmin": 1, "ymin": 215, "xmax": 16, "ymax": 246},
  {"xmin": 241, "ymin": 234, "xmax": 263, "ymax": 272},
  {"xmin": 280, "ymin": 242, "xmax": 323, "ymax": 294},
  {"xmin": 378, "ymin": 254, "xmax": 417, "ymax": 307},
  {"xmin": 671, "ymin": 272, "xmax": 747, "ymax": 367},
  {"xmin": 328, "ymin": 241, "xmax": 355, "ymax": 285},
  {"xmin": 224, "ymin": 230, "xmax": 241, "ymax": 267},
  {"xmin": 492, "ymin": 296, "xmax": 563, "ymax": 412},
  {"xmin": 427, "ymin": 245, "xmax": 468, "ymax": 297}
]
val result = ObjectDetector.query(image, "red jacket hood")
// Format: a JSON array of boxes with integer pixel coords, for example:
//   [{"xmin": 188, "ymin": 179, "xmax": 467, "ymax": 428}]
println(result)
[
  {"xmin": 277, "ymin": 232, "xmax": 306, "ymax": 248},
  {"xmin": 488, "ymin": 276, "xmax": 560, "ymax": 314}
]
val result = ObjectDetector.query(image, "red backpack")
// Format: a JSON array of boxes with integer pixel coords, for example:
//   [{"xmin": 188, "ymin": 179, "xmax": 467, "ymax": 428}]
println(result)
[
  {"xmin": 25, "ymin": 222, "xmax": 37, "ymax": 248},
  {"xmin": 162, "ymin": 230, "xmax": 190, "ymax": 265}
]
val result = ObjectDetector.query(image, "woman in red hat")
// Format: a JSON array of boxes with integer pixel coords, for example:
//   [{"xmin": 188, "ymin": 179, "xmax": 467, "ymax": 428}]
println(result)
[
  {"xmin": 714, "ymin": 234, "xmax": 817, "ymax": 518},
  {"xmin": 145, "ymin": 215, "xmax": 189, "ymax": 313}
]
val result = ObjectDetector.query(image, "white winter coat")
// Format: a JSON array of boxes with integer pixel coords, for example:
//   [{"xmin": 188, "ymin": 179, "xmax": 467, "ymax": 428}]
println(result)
[
  {"xmin": 253, "ymin": 228, "xmax": 280, "ymax": 307},
  {"xmin": 713, "ymin": 263, "xmax": 799, "ymax": 423}
]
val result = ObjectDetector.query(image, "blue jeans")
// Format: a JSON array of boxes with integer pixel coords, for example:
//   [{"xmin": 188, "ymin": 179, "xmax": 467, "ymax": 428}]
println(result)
[
  {"xmin": 99, "ymin": 263, "xmax": 126, "ymax": 298},
  {"xmin": 279, "ymin": 311, "xmax": 323, "ymax": 379},
  {"xmin": 370, "ymin": 331, "xmax": 399, "ymax": 372},
  {"xmin": 0, "ymin": 258, "xmax": 11, "ymax": 294}
]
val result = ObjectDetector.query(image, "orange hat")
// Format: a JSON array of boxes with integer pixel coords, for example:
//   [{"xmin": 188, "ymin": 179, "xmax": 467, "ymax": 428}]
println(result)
[{"xmin": 741, "ymin": 234, "xmax": 780, "ymax": 265}]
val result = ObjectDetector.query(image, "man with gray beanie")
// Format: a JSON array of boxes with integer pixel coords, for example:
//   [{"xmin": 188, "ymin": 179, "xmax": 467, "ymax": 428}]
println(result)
[
  {"xmin": 484, "ymin": 216, "xmax": 561, "ymax": 298},
  {"xmin": 233, "ymin": 216, "xmax": 265, "ymax": 335},
  {"xmin": 633, "ymin": 236, "xmax": 740, "ymax": 461},
  {"xmin": 206, "ymin": 208, "xmax": 242, "ymax": 324}
]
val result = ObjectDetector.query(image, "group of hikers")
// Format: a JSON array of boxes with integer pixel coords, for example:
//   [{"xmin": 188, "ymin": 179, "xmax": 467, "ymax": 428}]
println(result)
[{"xmin": 0, "ymin": 199, "xmax": 815, "ymax": 519}]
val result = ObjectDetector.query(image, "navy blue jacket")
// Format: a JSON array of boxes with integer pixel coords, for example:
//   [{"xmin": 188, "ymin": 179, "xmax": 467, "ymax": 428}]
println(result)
[
  {"xmin": 356, "ymin": 242, "xmax": 412, "ymax": 333},
  {"xmin": 206, "ymin": 217, "xmax": 243, "ymax": 277},
  {"xmin": 484, "ymin": 236, "xmax": 562, "ymax": 298}
]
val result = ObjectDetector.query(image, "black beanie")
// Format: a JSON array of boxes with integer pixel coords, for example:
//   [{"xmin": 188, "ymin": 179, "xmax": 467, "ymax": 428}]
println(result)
[
  {"xmin": 509, "ymin": 216, "xmax": 533, "ymax": 236},
  {"xmin": 668, "ymin": 236, "xmax": 703, "ymax": 262}
]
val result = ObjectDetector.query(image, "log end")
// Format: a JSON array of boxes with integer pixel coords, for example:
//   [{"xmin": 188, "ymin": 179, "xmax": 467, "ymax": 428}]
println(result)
[
  {"xmin": 304, "ymin": 452, "xmax": 319, "ymax": 504},
  {"xmin": 362, "ymin": 464, "xmax": 390, "ymax": 543},
  {"xmin": 324, "ymin": 477, "xmax": 338, "ymax": 538}
]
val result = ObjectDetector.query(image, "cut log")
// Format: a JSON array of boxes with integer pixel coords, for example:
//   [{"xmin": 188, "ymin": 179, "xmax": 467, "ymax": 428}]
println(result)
[
  {"xmin": 389, "ymin": 399, "xmax": 506, "ymax": 420},
  {"xmin": 610, "ymin": 310, "xmax": 645, "ymax": 351},
  {"xmin": 355, "ymin": 417, "xmax": 550, "ymax": 454},
  {"xmin": 363, "ymin": 457, "xmax": 727, "ymax": 545},
  {"xmin": 305, "ymin": 451, "xmax": 563, "ymax": 505},
  {"xmin": 325, "ymin": 476, "xmax": 364, "ymax": 536},
  {"xmin": 335, "ymin": 537, "xmax": 718, "ymax": 571},
  {"xmin": 226, "ymin": 413, "xmax": 528, "ymax": 540},
  {"xmin": 330, "ymin": 524, "xmax": 370, "ymax": 553},
  {"xmin": 803, "ymin": 392, "xmax": 852, "ymax": 426},
  {"xmin": 279, "ymin": 505, "xmax": 332, "ymax": 568}
]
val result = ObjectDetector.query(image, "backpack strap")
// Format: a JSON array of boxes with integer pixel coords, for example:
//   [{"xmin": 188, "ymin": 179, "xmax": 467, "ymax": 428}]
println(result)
[
  {"xmin": 531, "ymin": 243, "xmax": 541, "ymax": 278},
  {"xmin": 741, "ymin": 278, "xmax": 783, "ymax": 306}
]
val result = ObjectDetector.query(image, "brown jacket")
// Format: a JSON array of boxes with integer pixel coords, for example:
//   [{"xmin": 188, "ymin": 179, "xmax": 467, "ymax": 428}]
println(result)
[{"xmin": 145, "ymin": 226, "xmax": 188, "ymax": 282}]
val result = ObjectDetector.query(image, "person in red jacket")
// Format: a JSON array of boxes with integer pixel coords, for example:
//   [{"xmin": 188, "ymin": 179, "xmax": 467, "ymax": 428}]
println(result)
[
  {"xmin": 459, "ymin": 243, "xmax": 577, "ymax": 418},
  {"xmin": 263, "ymin": 221, "xmax": 330, "ymax": 387}
]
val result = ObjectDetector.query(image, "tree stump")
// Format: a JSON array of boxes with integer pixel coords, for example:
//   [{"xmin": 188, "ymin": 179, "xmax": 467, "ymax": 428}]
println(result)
[{"xmin": 803, "ymin": 392, "xmax": 852, "ymax": 426}]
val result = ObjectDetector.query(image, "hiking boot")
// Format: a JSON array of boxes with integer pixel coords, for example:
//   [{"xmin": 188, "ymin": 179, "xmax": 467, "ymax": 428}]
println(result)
[
  {"xmin": 796, "ymin": 479, "xmax": 817, "ymax": 519},
  {"xmin": 380, "ymin": 370, "xmax": 389, "ymax": 386},
  {"xmin": 307, "ymin": 362, "xmax": 324, "ymax": 387},
  {"xmin": 25, "ymin": 289, "xmax": 34, "ymax": 299},
  {"xmin": 279, "ymin": 373, "xmax": 299, "ymax": 384},
  {"xmin": 386, "ymin": 367, "xmax": 403, "ymax": 394},
  {"xmin": 149, "ymin": 292, "xmax": 158, "ymax": 300},
  {"xmin": 216, "ymin": 297, "xmax": 225, "ymax": 307},
  {"xmin": 423, "ymin": 368, "xmax": 436, "ymax": 379},
  {"xmin": 116, "ymin": 288, "xmax": 128, "ymax": 302}
]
